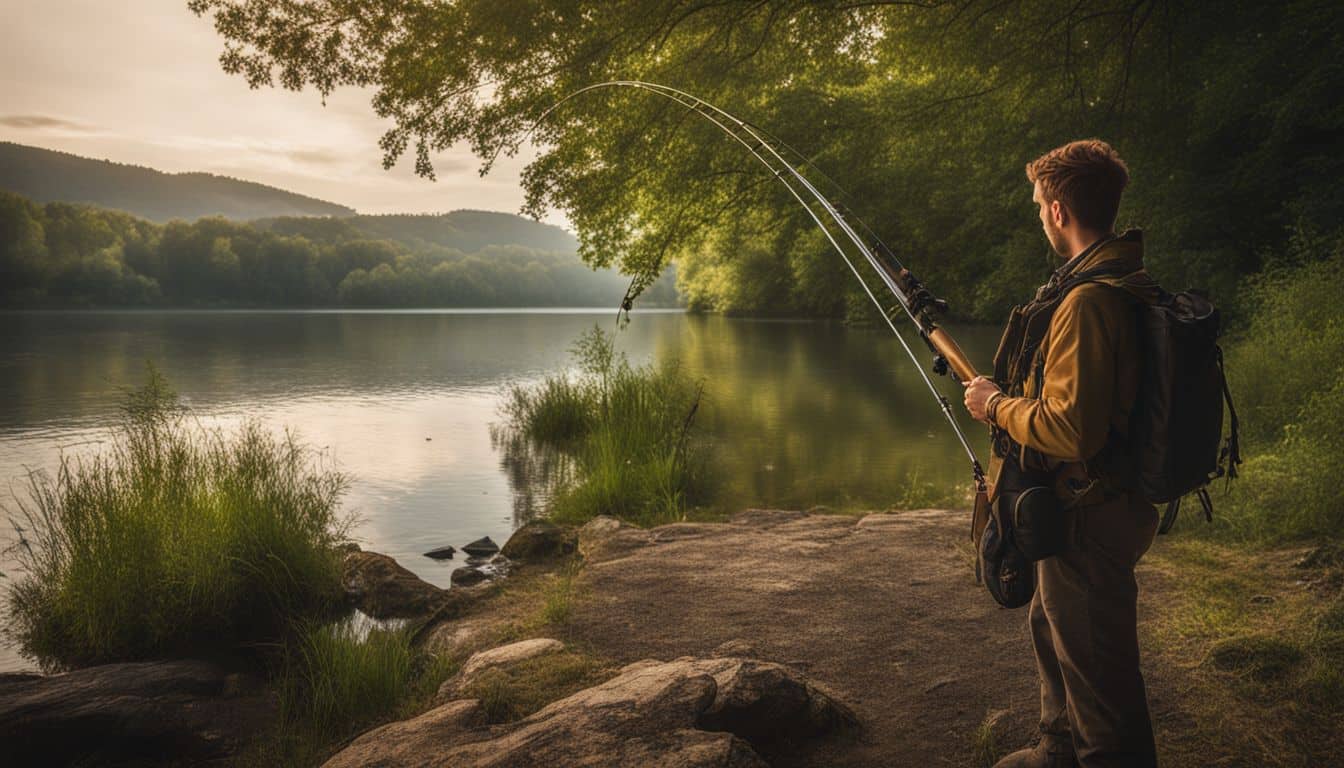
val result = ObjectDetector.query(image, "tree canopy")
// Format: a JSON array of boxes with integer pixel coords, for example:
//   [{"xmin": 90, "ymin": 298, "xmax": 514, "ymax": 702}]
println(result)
[{"xmin": 190, "ymin": 0, "xmax": 1343, "ymax": 320}]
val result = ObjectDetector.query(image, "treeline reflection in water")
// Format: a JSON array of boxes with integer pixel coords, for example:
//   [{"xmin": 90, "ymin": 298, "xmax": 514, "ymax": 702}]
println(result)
[{"xmin": 0, "ymin": 308, "xmax": 998, "ymax": 568}]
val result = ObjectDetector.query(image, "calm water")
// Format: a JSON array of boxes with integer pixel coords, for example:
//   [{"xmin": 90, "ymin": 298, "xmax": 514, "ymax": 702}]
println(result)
[{"xmin": 0, "ymin": 309, "xmax": 999, "ymax": 672}]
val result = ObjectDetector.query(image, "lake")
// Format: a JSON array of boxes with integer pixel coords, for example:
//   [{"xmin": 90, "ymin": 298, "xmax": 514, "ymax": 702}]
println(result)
[{"xmin": 0, "ymin": 309, "xmax": 1000, "ymax": 672}]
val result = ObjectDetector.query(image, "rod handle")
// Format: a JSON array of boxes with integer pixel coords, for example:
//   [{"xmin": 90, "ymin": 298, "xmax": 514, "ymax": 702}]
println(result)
[{"xmin": 926, "ymin": 327, "xmax": 978, "ymax": 382}]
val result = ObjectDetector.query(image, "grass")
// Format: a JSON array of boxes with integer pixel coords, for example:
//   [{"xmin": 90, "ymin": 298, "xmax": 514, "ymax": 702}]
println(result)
[
  {"xmin": 537, "ymin": 558, "xmax": 582, "ymax": 626},
  {"xmin": 461, "ymin": 649, "xmax": 614, "ymax": 723},
  {"xmin": 4, "ymin": 364, "xmax": 353, "ymax": 670},
  {"xmin": 1142, "ymin": 539, "xmax": 1344, "ymax": 765},
  {"xmin": 970, "ymin": 709, "xmax": 1008, "ymax": 767},
  {"xmin": 498, "ymin": 326, "xmax": 716, "ymax": 527},
  {"xmin": 231, "ymin": 617, "xmax": 457, "ymax": 766},
  {"xmin": 275, "ymin": 618, "xmax": 457, "ymax": 740}
]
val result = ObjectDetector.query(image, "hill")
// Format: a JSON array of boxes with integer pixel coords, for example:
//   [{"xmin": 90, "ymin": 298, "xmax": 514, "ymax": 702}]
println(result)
[
  {"xmin": 255, "ymin": 210, "xmax": 579, "ymax": 254},
  {"xmin": 0, "ymin": 142, "xmax": 354, "ymax": 222}
]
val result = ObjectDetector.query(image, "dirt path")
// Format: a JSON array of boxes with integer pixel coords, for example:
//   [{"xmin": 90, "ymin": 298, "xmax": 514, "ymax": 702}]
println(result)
[{"xmin": 555, "ymin": 508, "xmax": 1182, "ymax": 767}]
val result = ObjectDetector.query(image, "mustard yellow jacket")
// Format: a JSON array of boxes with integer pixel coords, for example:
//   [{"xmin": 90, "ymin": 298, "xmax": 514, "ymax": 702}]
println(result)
[{"xmin": 986, "ymin": 231, "xmax": 1156, "ymax": 499}]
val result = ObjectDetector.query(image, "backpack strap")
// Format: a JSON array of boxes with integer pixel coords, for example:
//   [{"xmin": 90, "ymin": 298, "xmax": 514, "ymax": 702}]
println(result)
[{"xmin": 1213, "ymin": 345, "xmax": 1243, "ymax": 483}]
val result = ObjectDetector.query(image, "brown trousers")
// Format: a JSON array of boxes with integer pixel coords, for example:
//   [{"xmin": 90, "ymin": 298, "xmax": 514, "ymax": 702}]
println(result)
[{"xmin": 1030, "ymin": 490, "xmax": 1160, "ymax": 767}]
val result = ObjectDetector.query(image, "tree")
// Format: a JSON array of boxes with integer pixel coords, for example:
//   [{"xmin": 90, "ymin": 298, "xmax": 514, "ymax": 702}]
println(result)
[
  {"xmin": 0, "ymin": 191, "xmax": 50, "ymax": 298},
  {"xmin": 190, "ymin": 0, "xmax": 1344, "ymax": 319}
]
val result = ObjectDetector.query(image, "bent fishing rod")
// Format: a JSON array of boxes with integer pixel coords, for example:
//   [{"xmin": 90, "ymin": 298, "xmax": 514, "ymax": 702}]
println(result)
[{"xmin": 536, "ymin": 80, "xmax": 986, "ymax": 494}]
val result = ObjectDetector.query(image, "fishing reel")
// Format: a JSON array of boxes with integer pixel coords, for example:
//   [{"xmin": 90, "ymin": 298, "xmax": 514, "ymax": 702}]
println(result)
[{"xmin": 893, "ymin": 268, "xmax": 950, "ymax": 320}]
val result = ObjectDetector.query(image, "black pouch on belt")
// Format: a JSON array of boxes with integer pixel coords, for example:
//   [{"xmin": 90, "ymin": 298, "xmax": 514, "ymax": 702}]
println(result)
[{"xmin": 978, "ymin": 451, "xmax": 1064, "ymax": 608}]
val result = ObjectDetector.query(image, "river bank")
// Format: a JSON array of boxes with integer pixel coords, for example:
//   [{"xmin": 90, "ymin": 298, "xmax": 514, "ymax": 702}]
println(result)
[{"xmin": 11, "ymin": 506, "xmax": 1334, "ymax": 766}]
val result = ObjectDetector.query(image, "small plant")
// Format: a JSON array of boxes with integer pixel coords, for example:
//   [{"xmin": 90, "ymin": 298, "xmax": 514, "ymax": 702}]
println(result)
[
  {"xmin": 4, "ymin": 363, "xmax": 353, "ymax": 670},
  {"xmin": 538, "ymin": 559, "xmax": 582, "ymax": 626},
  {"xmin": 970, "ymin": 710, "xmax": 1005, "ymax": 768},
  {"xmin": 275, "ymin": 618, "xmax": 455, "ymax": 739}
]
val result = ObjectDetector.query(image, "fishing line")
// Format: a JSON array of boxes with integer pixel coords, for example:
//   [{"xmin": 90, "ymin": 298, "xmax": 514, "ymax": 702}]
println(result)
[{"xmin": 534, "ymin": 80, "xmax": 985, "ymax": 487}]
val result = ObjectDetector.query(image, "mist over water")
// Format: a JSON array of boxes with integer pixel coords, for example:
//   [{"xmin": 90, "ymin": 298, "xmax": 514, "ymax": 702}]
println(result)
[{"xmin": 0, "ymin": 309, "xmax": 999, "ymax": 672}]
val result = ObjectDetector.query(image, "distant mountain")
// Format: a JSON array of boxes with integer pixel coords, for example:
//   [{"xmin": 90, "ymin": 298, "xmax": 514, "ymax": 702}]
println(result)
[
  {"xmin": 256, "ymin": 210, "xmax": 579, "ymax": 254},
  {"xmin": 0, "ymin": 142, "xmax": 354, "ymax": 222}
]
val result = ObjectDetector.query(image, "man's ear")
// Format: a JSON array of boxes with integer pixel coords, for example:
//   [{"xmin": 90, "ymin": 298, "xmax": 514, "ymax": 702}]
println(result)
[{"xmin": 1051, "ymin": 199, "xmax": 1068, "ymax": 228}]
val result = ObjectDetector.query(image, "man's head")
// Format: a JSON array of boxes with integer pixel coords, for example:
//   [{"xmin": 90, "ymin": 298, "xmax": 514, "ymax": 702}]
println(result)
[{"xmin": 1026, "ymin": 139, "xmax": 1129, "ymax": 258}]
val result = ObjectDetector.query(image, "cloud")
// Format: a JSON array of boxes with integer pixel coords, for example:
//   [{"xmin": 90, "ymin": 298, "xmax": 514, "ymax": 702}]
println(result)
[
  {"xmin": 285, "ymin": 147, "xmax": 348, "ymax": 166},
  {"xmin": 0, "ymin": 114, "xmax": 97, "ymax": 132}
]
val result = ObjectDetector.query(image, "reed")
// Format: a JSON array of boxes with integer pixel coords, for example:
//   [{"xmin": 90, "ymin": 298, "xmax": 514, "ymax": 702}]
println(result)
[
  {"xmin": 4, "ymin": 365, "xmax": 353, "ymax": 670},
  {"xmin": 500, "ymin": 326, "xmax": 714, "ymax": 527}
]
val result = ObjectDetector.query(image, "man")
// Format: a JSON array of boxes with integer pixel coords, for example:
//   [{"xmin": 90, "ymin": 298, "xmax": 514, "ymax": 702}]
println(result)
[{"xmin": 963, "ymin": 139, "xmax": 1160, "ymax": 768}]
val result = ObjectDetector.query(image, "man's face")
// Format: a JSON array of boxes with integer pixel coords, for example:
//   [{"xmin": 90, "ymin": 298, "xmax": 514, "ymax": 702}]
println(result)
[{"xmin": 1033, "ymin": 181, "xmax": 1068, "ymax": 257}]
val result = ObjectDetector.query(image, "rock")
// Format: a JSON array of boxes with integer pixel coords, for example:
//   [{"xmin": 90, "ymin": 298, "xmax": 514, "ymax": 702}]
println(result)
[
  {"xmin": 424, "ymin": 545, "xmax": 456, "ymax": 560},
  {"xmin": 451, "ymin": 555, "xmax": 511, "ymax": 589},
  {"xmin": 577, "ymin": 515, "xmax": 653, "ymax": 562},
  {"xmin": 451, "ymin": 566, "xmax": 489, "ymax": 588},
  {"xmin": 501, "ymin": 521, "xmax": 577, "ymax": 562},
  {"xmin": 344, "ymin": 549, "xmax": 447, "ymax": 619},
  {"xmin": 323, "ymin": 699, "xmax": 487, "ymax": 768},
  {"xmin": 728, "ymin": 509, "xmax": 808, "ymax": 528},
  {"xmin": 408, "ymin": 582, "xmax": 503, "ymax": 647},
  {"xmin": 418, "ymin": 615, "xmax": 498, "ymax": 658},
  {"xmin": 323, "ymin": 655, "xmax": 856, "ymax": 768},
  {"xmin": 1294, "ymin": 544, "xmax": 1343, "ymax": 569},
  {"xmin": 462, "ymin": 536, "xmax": 500, "ymax": 557},
  {"xmin": 437, "ymin": 638, "xmax": 567, "ymax": 701},
  {"xmin": 711, "ymin": 639, "xmax": 759, "ymax": 659},
  {"xmin": 693, "ymin": 656, "xmax": 859, "ymax": 743},
  {"xmin": 0, "ymin": 659, "xmax": 275, "ymax": 765}
]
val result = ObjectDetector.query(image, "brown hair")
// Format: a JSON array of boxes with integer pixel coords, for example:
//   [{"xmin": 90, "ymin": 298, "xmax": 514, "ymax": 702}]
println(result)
[{"xmin": 1026, "ymin": 139, "xmax": 1129, "ymax": 232}]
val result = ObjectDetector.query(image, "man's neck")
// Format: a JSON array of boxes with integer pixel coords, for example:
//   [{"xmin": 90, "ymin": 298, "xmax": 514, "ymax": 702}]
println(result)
[
  {"xmin": 1067, "ymin": 230, "xmax": 1111, "ymax": 260},
  {"xmin": 1054, "ymin": 230, "xmax": 1116, "ymax": 278}
]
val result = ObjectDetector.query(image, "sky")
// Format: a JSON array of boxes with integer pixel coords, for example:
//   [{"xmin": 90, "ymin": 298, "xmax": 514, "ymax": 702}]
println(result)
[{"xmin": 0, "ymin": 0, "xmax": 553, "ymax": 220}]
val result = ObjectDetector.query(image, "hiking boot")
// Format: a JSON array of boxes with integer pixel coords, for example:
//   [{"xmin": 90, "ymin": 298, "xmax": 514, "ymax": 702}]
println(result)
[{"xmin": 992, "ymin": 735, "xmax": 1079, "ymax": 768}]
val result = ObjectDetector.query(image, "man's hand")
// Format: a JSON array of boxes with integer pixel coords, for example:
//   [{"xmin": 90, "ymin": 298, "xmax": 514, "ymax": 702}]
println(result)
[{"xmin": 962, "ymin": 375, "xmax": 1002, "ymax": 424}]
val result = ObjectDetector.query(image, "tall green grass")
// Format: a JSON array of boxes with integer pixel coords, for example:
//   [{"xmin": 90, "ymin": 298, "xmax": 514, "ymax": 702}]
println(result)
[
  {"xmin": 499, "ymin": 326, "xmax": 714, "ymax": 526},
  {"xmin": 1210, "ymin": 230, "xmax": 1344, "ymax": 541},
  {"xmin": 4, "ymin": 365, "xmax": 353, "ymax": 670},
  {"xmin": 275, "ymin": 618, "xmax": 455, "ymax": 739}
]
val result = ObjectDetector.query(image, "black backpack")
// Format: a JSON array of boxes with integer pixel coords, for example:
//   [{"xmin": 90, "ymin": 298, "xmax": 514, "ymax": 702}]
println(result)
[{"xmin": 1102, "ymin": 280, "xmax": 1242, "ymax": 531}]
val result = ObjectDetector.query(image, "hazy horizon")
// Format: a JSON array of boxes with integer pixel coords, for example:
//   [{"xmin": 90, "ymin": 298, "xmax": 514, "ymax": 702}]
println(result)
[{"xmin": 0, "ymin": 1, "xmax": 560, "ymax": 223}]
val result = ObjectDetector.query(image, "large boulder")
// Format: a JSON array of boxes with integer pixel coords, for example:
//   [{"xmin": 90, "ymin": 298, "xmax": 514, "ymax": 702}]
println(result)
[
  {"xmin": 343, "ymin": 549, "xmax": 447, "ymax": 619},
  {"xmin": 0, "ymin": 660, "xmax": 275, "ymax": 766},
  {"xmin": 501, "ymin": 521, "xmax": 577, "ymax": 562},
  {"xmin": 437, "ymin": 638, "xmax": 566, "ymax": 701},
  {"xmin": 323, "ymin": 655, "xmax": 858, "ymax": 768}
]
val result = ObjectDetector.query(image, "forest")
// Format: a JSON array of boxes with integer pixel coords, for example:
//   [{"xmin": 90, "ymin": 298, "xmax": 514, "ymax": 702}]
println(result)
[{"xmin": 0, "ymin": 191, "xmax": 678, "ymax": 308}]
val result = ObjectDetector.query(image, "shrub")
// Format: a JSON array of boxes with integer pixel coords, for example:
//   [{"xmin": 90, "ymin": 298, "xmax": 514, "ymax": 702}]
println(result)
[
  {"xmin": 1210, "ymin": 230, "xmax": 1344, "ymax": 541},
  {"xmin": 4, "ymin": 365, "xmax": 353, "ymax": 670}
]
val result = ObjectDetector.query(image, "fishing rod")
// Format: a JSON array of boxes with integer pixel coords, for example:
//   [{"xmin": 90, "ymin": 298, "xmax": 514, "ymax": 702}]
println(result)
[{"xmin": 536, "ymin": 80, "xmax": 986, "ymax": 493}]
